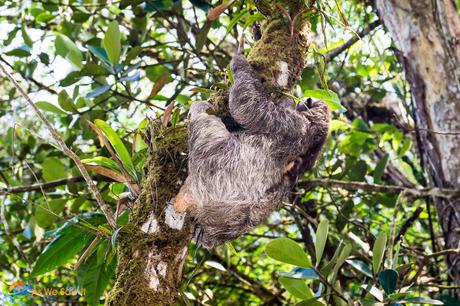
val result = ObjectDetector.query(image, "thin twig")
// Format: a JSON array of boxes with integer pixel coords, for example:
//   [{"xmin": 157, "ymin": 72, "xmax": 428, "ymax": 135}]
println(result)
[
  {"xmin": 415, "ymin": 127, "xmax": 460, "ymax": 136},
  {"xmin": 396, "ymin": 206, "xmax": 423, "ymax": 241},
  {"xmin": 298, "ymin": 178, "xmax": 460, "ymax": 199},
  {"xmin": 323, "ymin": 20, "xmax": 381, "ymax": 63},
  {"xmin": 0, "ymin": 63, "xmax": 116, "ymax": 228},
  {"xmin": 1, "ymin": 194, "xmax": 27, "ymax": 260},
  {"xmin": 0, "ymin": 176, "xmax": 86, "ymax": 194},
  {"xmin": 74, "ymin": 236, "xmax": 101, "ymax": 270},
  {"xmin": 425, "ymin": 248, "xmax": 460, "ymax": 258},
  {"xmin": 387, "ymin": 191, "xmax": 405, "ymax": 268}
]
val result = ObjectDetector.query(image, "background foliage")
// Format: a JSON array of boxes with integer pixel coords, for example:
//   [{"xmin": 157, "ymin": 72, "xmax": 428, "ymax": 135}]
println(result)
[{"xmin": 0, "ymin": 0, "xmax": 458, "ymax": 305}]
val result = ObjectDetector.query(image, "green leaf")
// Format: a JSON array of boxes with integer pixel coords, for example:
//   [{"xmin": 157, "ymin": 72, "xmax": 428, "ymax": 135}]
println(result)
[
  {"xmin": 204, "ymin": 261, "xmax": 226, "ymax": 272},
  {"xmin": 393, "ymin": 240, "xmax": 401, "ymax": 269},
  {"xmin": 4, "ymin": 28, "xmax": 19, "ymax": 46},
  {"xmin": 94, "ymin": 119, "xmax": 135, "ymax": 178},
  {"xmin": 75, "ymin": 96, "xmax": 87, "ymax": 108},
  {"xmin": 189, "ymin": 0, "xmax": 211, "ymax": 11},
  {"xmin": 58, "ymin": 90, "xmax": 77, "ymax": 112},
  {"xmin": 81, "ymin": 156, "xmax": 120, "ymax": 172},
  {"xmin": 87, "ymin": 45, "xmax": 111, "ymax": 66},
  {"xmin": 124, "ymin": 46, "xmax": 143, "ymax": 65},
  {"xmin": 36, "ymin": 12, "xmax": 56, "ymax": 23},
  {"xmin": 35, "ymin": 101, "xmax": 67, "ymax": 115},
  {"xmin": 399, "ymin": 138, "xmax": 412, "ymax": 157},
  {"xmin": 332, "ymin": 243, "xmax": 352, "ymax": 274},
  {"xmin": 35, "ymin": 199, "xmax": 67, "ymax": 229},
  {"xmin": 31, "ymin": 227, "xmax": 93, "ymax": 276},
  {"xmin": 373, "ymin": 153, "xmax": 389, "ymax": 184},
  {"xmin": 39, "ymin": 52, "xmax": 50, "ymax": 65},
  {"xmin": 42, "ymin": 157, "xmax": 66, "ymax": 181},
  {"xmin": 279, "ymin": 277, "xmax": 313, "ymax": 300},
  {"xmin": 86, "ymin": 84, "xmax": 112, "ymax": 99},
  {"xmin": 372, "ymin": 232, "xmax": 387, "ymax": 275},
  {"xmin": 225, "ymin": 242, "xmax": 240, "ymax": 258},
  {"xmin": 394, "ymin": 297, "xmax": 444, "ymax": 305},
  {"xmin": 21, "ymin": 26, "xmax": 33, "ymax": 48},
  {"xmin": 315, "ymin": 219, "xmax": 329, "ymax": 266},
  {"xmin": 296, "ymin": 298, "xmax": 325, "ymax": 306},
  {"xmin": 320, "ymin": 241, "xmax": 343, "ymax": 276},
  {"xmin": 54, "ymin": 34, "xmax": 83, "ymax": 69},
  {"xmin": 59, "ymin": 71, "xmax": 81, "ymax": 87},
  {"xmin": 102, "ymin": 21, "xmax": 121, "ymax": 65},
  {"xmin": 266, "ymin": 238, "xmax": 312, "ymax": 268},
  {"xmin": 77, "ymin": 248, "xmax": 116, "ymax": 306},
  {"xmin": 227, "ymin": 63, "xmax": 234, "ymax": 84},
  {"xmin": 439, "ymin": 295, "xmax": 460, "ymax": 306},
  {"xmin": 226, "ymin": 9, "xmax": 247, "ymax": 34},
  {"xmin": 145, "ymin": 65, "xmax": 171, "ymax": 82},
  {"xmin": 81, "ymin": 63, "xmax": 110, "ymax": 76},
  {"xmin": 279, "ymin": 267, "xmax": 319, "ymax": 280},
  {"xmin": 133, "ymin": 134, "xmax": 147, "ymax": 153},
  {"xmin": 348, "ymin": 160, "xmax": 368, "ymax": 181},
  {"xmin": 378, "ymin": 269, "xmax": 398, "ymax": 294},
  {"xmin": 195, "ymin": 20, "xmax": 212, "ymax": 52},
  {"xmin": 346, "ymin": 259, "xmax": 372, "ymax": 278},
  {"xmin": 303, "ymin": 89, "xmax": 345, "ymax": 112},
  {"xmin": 5, "ymin": 45, "xmax": 31, "ymax": 57}
]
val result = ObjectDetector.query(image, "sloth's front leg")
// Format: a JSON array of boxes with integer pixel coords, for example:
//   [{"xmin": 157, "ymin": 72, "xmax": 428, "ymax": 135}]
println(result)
[{"xmin": 174, "ymin": 101, "xmax": 234, "ymax": 213}]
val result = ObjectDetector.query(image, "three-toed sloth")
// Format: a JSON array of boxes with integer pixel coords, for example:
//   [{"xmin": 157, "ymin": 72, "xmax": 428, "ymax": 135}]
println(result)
[{"xmin": 174, "ymin": 51, "xmax": 330, "ymax": 248}]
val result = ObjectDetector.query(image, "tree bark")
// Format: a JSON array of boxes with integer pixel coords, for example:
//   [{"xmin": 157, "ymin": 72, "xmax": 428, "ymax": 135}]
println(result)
[
  {"xmin": 107, "ymin": 126, "xmax": 193, "ymax": 306},
  {"xmin": 107, "ymin": 1, "xmax": 312, "ymax": 304},
  {"xmin": 375, "ymin": 0, "xmax": 460, "ymax": 287}
]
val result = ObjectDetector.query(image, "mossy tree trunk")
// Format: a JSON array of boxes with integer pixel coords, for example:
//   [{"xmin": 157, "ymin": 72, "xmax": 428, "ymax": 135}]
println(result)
[
  {"xmin": 107, "ymin": 126, "xmax": 193, "ymax": 305},
  {"xmin": 375, "ymin": 0, "xmax": 460, "ymax": 288},
  {"xmin": 107, "ymin": 1, "xmax": 312, "ymax": 305}
]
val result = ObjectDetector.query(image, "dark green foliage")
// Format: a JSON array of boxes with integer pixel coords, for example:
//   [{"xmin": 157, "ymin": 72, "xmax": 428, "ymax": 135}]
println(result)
[{"xmin": 0, "ymin": 0, "xmax": 458, "ymax": 305}]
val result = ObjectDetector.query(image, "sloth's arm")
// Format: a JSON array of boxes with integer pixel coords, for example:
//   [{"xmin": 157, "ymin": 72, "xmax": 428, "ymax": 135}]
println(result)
[
  {"xmin": 229, "ymin": 54, "xmax": 327, "ymax": 155},
  {"xmin": 188, "ymin": 102, "xmax": 232, "ymax": 159},
  {"xmin": 175, "ymin": 102, "xmax": 234, "ymax": 213}
]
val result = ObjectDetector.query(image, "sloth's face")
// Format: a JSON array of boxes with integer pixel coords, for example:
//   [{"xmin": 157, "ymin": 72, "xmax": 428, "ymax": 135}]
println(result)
[{"xmin": 296, "ymin": 98, "xmax": 328, "ymax": 118}]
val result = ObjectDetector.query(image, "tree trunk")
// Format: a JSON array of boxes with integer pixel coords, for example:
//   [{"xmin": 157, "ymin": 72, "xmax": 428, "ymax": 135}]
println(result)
[
  {"xmin": 375, "ymin": 0, "xmax": 460, "ymax": 286},
  {"xmin": 107, "ymin": 1, "xmax": 312, "ymax": 304},
  {"xmin": 106, "ymin": 126, "xmax": 193, "ymax": 306}
]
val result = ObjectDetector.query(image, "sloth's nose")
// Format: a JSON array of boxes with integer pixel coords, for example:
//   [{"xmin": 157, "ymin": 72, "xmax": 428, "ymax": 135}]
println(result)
[{"xmin": 296, "ymin": 99, "xmax": 311, "ymax": 112}]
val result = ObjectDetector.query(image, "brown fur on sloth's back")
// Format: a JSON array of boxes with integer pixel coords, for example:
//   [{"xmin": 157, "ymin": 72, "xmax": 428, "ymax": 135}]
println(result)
[{"xmin": 174, "ymin": 53, "xmax": 330, "ymax": 248}]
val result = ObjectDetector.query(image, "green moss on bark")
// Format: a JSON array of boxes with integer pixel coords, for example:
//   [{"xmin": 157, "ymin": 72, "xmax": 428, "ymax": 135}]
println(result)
[
  {"xmin": 247, "ymin": 17, "xmax": 311, "ymax": 94},
  {"xmin": 106, "ymin": 125, "xmax": 192, "ymax": 306},
  {"xmin": 107, "ymin": 1, "xmax": 313, "ymax": 304}
]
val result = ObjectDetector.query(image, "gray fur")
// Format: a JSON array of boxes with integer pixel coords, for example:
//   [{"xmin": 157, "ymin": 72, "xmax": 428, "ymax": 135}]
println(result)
[{"xmin": 182, "ymin": 53, "xmax": 330, "ymax": 248}]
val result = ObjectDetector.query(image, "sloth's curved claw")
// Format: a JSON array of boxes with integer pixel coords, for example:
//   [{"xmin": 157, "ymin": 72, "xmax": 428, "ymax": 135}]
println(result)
[
  {"xmin": 234, "ymin": 35, "xmax": 244, "ymax": 56},
  {"xmin": 189, "ymin": 101, "xmax": 213, "ymax": 120}
]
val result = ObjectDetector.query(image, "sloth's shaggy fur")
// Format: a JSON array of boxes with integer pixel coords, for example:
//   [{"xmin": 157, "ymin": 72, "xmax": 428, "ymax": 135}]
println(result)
[{"xmin": 178, "ymin": 53, "xmax": 330, "ymax": 248}]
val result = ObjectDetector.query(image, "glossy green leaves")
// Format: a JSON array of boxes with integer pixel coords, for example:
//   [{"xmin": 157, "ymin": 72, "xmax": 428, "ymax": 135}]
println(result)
[
  {"xmin": 94, "ymin": 119, "xmax": 135, "ymax": 178},
  {"xmin": 266, "ymin": 238, "xmax": 312, "ymax": 268},
  {"xmin": 102, "ymin": 21, "xmax": 121, "ymax": 65},
  {"xmin": 373, "ymin": 232, "xmax": 387, "ymax": 275},
  {"xmin": 303, "ymin": 89, "xmax": 346, "ymax": 112},
  {"xmin": 315, "ymin": 219, "xmax": 329, "ymax": 266},
  {"xmin": 55, "ymin": 34, "xmax": 83, "ymax": 69}
]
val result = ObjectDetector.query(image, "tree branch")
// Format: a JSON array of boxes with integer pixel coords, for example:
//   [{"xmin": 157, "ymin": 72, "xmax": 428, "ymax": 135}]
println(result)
[
  {"xmin": 0, "ymin": 55, "xmax": 58, "ymax": 95},
  {"xmin": 0, "ymin": 63, "xmax": 116, "ymax": 228},
  {"xmin": 396, "ymin": 206, "xmax": 423, "ymax": 241},
  {"xmin": 324, "ymin": 20, "xmax": 381, "ymax": 63},
  {"xmin": 0, "ymin": 176, "xmax": 85, "ymax": 194},
  {"xmin": 210, "ymin": 252, "xmax": 285, "ymax": 304},
  {"xmin": 298, "ymin": 178, "xmax": 460, "ymax": 199}
]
